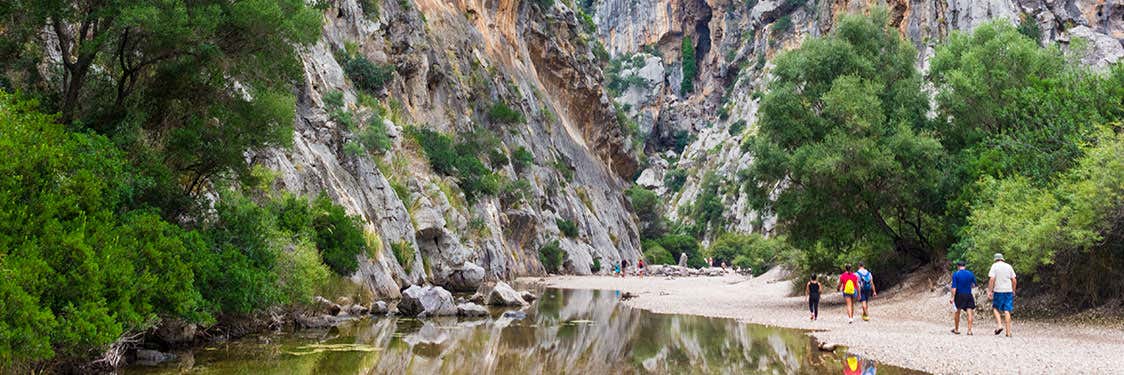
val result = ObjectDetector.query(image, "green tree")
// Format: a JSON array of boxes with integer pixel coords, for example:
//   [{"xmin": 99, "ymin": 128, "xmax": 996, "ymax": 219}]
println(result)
[
  {"xmin": 658, "ymin": 234, "xmax": 704, "ymax": 268},
  {"xmin": 744, "ymin": 9, "xmax": 944, "ymax": 268},
  {"xmin": 706, "ymin": 233, "xmax": 792, "ymax": 275},
  {"xmin": 626, "ymin": 186, "xmax": 665, "ymax": 239},
  {"xmin": 0, "ymin": 93, "xmax": 203, "ymax": 366},
  {"xmin": 0, "ymin": 0, "xmax": 322, "ymax": 218},
  {"xmin": 539, "ymin": 241, "xmax": 564, "ymax": 273}
]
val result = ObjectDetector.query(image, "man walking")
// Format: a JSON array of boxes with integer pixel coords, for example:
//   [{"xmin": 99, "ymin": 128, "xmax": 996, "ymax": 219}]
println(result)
[
  {"xmin": 988, "ymin": 253, "xmax": 1017, "ymax": 337},
  {"xmin": 838, "ymin": 264, "xmax": 859, "ymax": 324},
  {"xmin": 855, "ymin": 262, "xmax": 877, "ymax": 321},
  {"xmin": 950, "ymin": 260, "xmax": 976, "ymax": 335}
]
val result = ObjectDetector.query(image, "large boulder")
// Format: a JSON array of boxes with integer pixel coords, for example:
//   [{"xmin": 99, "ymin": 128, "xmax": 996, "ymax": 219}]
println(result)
[
  {"xmin": 314, "ymin": 296, "xmax": 342, "ymax": 316},
  {"xmin": 440, "ymin": 262, "xmax": 485, "ymax": 292},
  {"xmin": 456, "ymin": 302, "xmax": 489, "ymax": 317},
  {"xmin": 399, "ymin": 285, "xmax": 457, "ymax": 317},
  {"xmin": 486, "ymin": 281, "xmax": 527, "ymax": 306}
]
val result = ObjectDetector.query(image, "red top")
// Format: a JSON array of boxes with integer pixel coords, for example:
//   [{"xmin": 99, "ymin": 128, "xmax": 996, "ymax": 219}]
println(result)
[{"xmin": 839, "ymin": 272, "xmax": 859, "ymax": 294}]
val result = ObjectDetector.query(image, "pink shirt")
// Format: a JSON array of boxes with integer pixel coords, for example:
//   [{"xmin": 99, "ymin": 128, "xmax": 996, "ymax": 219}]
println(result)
[{"xmin": 839, "ymin": 272, "xmax": 859, "ymax": 294}]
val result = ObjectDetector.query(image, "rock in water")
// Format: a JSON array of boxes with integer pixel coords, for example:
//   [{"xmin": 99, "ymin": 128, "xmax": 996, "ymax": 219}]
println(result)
[
  {"xmin": 399, "ymin": 285, "xmax": 458, "ymax": 317},
  {"xmin": 520, "ymin": 291, "xmax": 537, "ymax": 302},
  {"xmin": 370, "ymin": 301, "xmax": 389, "ymax": 315},
  {"xmin": 486, "ymin": 281, "xmax": 528, "ymax": 306},
  {"xmin": 347, "ymin": 304, "xmax": 370, "ymax": 316},
  {"xmin": 314, "ymin": 296, "xmax": 342, "ymax": 316},
  {"xmin": 502, "ymin": 310, "xmax": 527, "ymax": 320},
  {"xmin": 456, "ymin": 303, "xmax": 489, "ymax": 317},
  {"xmin": 134, "ymin": 349, "xmax": 175, "ymax": 365}
]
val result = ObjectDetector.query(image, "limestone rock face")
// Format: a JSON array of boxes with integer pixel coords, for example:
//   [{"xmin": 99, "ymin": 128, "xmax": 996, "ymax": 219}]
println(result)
[{"xmin": 258, "ymin": 0, "xmax": 644, "ymax": 300}]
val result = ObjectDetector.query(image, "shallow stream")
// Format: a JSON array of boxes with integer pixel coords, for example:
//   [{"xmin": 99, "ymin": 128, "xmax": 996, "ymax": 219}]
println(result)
[{"xmin": 124, "ymin": 288, "xmax": 922, "ymax": 374}]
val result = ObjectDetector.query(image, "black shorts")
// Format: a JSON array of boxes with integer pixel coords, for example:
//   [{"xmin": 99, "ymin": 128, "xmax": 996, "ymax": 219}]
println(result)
[{"xmin": 954, "ymin": 293, "xmax": 976, "ymax": 310}]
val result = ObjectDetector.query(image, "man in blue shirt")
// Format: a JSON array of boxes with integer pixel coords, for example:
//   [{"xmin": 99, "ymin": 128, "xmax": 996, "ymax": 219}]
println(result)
[{"xmin": 949, "ymin": 260, "xmax": 976, "ymax": 335}]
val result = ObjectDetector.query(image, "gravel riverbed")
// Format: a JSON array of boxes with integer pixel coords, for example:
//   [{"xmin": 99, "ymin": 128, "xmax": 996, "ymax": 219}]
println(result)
[{"xmin": 527, "ymin": 270, "xmax": 1124, "ymax": 374}]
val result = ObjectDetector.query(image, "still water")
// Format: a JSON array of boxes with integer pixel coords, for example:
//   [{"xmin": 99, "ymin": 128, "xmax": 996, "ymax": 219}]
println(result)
[{"xmin": 125, "ymin": 288, "xmax": 922, "ymax": 374}]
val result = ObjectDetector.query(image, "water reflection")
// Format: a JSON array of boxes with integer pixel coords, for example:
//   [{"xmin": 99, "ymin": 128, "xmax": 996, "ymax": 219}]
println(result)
[{"xmin": 125, "ymin": 288, "xmax": 923, "ymax": 374}]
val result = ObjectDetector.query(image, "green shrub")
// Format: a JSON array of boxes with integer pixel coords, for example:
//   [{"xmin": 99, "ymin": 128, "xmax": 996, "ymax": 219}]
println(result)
[
  {"xmin": 671, "ymin": 129, "xmax": 693, "ymax": 153},
  {"xmin": 664, "ymin": 168, "xmax": 688, "ymax": 192},
  {"xmin": 557, "ymin": 218, "xmax": 579, "ymax": 237},
  {"xmin": 772, "ymin": 16, "xmax": 793, "ymax": 33},
  {"xmin": 358, "ymin": 117, "xmax": 392, "ymax": 153},
  {"xmin": 499, "ymin": 178, "xmax": 533, "ymax": 208},
  {"xmin": 1017, "ymin": 15, "xmax": 1041, "ymax": 42},
  {"xmin": 487, "ymin": 102, "xmax": 526, "ymax": 124},
  {"xmin": 343, "ymin": 55, "xmax": 395, "ymax": 95},
  {"xmin": 728, "ymin": 120, "xmax": 746, "ymax": 136},
  {"xmin": 539, "ymin": 240, "xmax": 565, "ymax": 273},
  {"xmin": 391, "ymin": 241, "xmax": 415, "ymax": 270},
  {"xmin": 406, "ymin": 126, "xmax": 500, "ymax": 203},
  {"xmin": 680, "ymin": 37, "xmax": 697, "ymax": 95},
  {"xmin": 323, "ymin": 90, "xmax": 345, "ymax": 110},
  {"xmin": 553, "ymin": 158, "xmax": 575, "ymax": 182},
  {"xmin": 311, "ymin": 194, "xmax": 367, "ymax": 275},
  {"xmin": 689, "ymin": 172, "xmax": 725, "ymax": 237},
  {"xmin": 343, "ymin": 140, "xmax": 365, "ymax": 157},
  {"xmin": 512, "ymin": 146, "xmax": 535, "ymax": 171}
]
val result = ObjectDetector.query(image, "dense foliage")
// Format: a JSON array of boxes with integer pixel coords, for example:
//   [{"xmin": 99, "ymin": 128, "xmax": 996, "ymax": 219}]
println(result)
[
  {"xmin": 743, "ymin": 10, "xmax": 1124, "ymax": 301},
  {"xmin": 557, "ymin": 219, "xmax": 579, "ymax": 238},
  {"xmin": 406, "ymin": 127, "xmax": 502, "ymax": 203},
  {"xmin": 705, "ymin": 233, "xmax": 792, "ymax": 275},
  {"xmin": 0, "ymin": 0, "xmax": 389, "ymax": 364},
  {"xmin": 680, "ymin": 37, "xmax": 697, "ymax": 95},
  {"xmin": 487, "ymin": 102, "xmax": 526, "ymax": 124}
]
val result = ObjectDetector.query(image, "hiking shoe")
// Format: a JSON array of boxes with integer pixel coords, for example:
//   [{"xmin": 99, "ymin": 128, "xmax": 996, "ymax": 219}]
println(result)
[{"xmin": 862, "ymin": 315, "xmax": 869, "ymax": 321}]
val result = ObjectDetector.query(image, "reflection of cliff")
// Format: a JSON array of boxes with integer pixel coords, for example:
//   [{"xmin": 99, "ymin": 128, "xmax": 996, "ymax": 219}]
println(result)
[{"xmin": 326, "ymin": 289, "xmax": 837, "ymax": 373}]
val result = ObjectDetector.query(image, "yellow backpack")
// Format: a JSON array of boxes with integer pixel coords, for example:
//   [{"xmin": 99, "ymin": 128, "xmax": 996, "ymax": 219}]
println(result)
[{"xmin": 843, "ymin": 278, "xmax": 856, "ymax": 294}]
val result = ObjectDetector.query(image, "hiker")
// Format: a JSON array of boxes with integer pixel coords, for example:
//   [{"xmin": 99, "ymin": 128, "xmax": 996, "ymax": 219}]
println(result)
[
  {"xmin": 950, "ymin": 260, "xmax": 976, "ymax": 335},
  {"xmin": 613, "ymin": 260, "xmax": 621, "ymax": 276},
  {"xmin": 988, "ymin": 253, "xmax": 1017, "ymax": 337},
  {"xmin": 805, "ymin": 274, "xmax": 821, "ymax": 320},
  {"xmin": 856, "ymin": 262, "xmax": 877, "ymax": 321},
  {"xmin": 637, "ymin": 258, "xmax": 645, "ymax": 277},
  {"xmin": 620, "ymin": 259, "xmax": 628, "ymax": 278},
  {"xmin": 678, "ymin": 252, "xmax": 688, "ymax": 267},
  {"xmin": 838, "ymin": 264, "xmax": 859, "ymax": 323}
]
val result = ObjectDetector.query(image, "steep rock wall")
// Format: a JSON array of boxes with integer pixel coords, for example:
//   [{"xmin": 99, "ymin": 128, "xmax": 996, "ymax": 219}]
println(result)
[{"xmin": 262, "ymin": 0, "xmax": 643, "ymax": 298}]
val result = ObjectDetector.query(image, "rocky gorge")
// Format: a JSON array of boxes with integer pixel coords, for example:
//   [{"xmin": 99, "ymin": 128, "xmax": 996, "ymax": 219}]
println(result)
[{"xmin": 267, "ymin": 0, "xmax": 1122, "ymax": 296}]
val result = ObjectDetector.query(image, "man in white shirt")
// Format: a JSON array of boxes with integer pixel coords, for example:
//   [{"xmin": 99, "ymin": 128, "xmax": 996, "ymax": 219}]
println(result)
[{"xmin": 987, "ymin": 253, "xmax": 1017, "ymax": 337}]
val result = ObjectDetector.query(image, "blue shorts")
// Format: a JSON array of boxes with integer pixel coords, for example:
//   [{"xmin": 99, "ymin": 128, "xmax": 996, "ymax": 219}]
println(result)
[
  {"xmin": 992, "ymin": 292, "xmax": 1014, "ymax": 312},
  {"xmin": 859, "ymin": 288, "xmax": 873, "ymax": 302}
]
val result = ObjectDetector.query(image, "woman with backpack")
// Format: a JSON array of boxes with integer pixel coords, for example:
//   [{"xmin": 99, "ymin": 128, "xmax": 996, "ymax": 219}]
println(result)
[{"xmin": 838, "ymin": 264, "xmax": 860, "ymax": 324}]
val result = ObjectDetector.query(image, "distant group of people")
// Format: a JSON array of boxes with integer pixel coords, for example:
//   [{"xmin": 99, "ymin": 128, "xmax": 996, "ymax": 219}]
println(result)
[
  {"xmin": 613, "ymin": 258, "xmax": 645, "ymax": 277},
  {"xmin": 803, "ymin": 253, "xmax": 1019, "ymax": 337}
]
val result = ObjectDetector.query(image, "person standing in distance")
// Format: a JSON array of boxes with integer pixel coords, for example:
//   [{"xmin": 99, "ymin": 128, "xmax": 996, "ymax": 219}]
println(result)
[
  {"xmin": 987, "ymin": 253, "xmax": 1017, "ymax": 337},
  {"xmin": 950, "ymin": 260, "xmax": 976, "ymax": 335}
]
